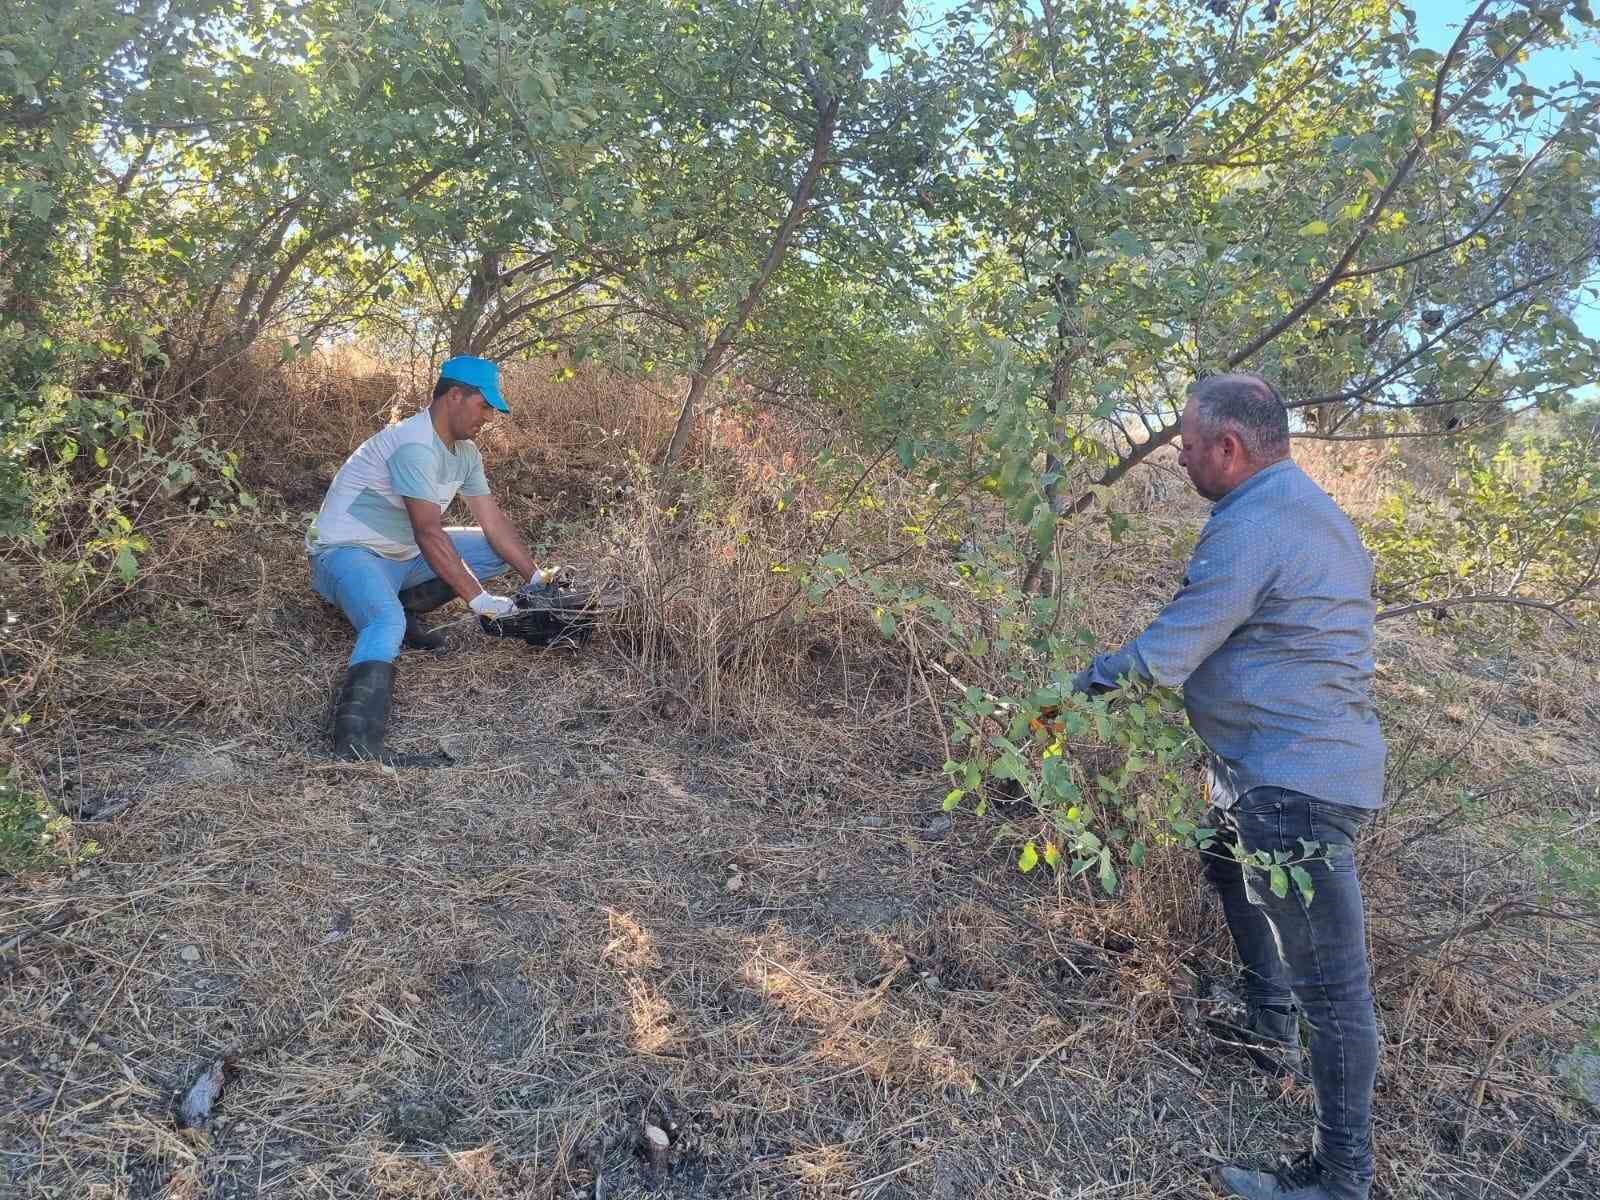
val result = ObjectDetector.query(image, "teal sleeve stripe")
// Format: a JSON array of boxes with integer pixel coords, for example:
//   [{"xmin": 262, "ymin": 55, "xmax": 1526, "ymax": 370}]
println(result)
[
  {"xmin": 460, "ymin": 444, "xmax": 490, "ymax": 496},
  {"xmin": 388, "ymin": 442, "xmax": 439, "ymax": 501},
  {"xmin": 347, "ymin": 487, "xmax": 420, "ymax": 546}
]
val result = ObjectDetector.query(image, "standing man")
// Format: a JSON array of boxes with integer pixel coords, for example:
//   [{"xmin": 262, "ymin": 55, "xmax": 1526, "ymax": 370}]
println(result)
[
  {"xmin": 308, "ymin": 355, "xmax": 561, "ymax": 764},
  {"xmin": 1071, "ymin": 374, "xmax": 1385, "ymax": 1200}
]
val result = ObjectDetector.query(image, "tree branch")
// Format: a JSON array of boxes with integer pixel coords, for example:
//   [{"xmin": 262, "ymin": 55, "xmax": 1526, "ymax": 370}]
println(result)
[
  {"xmin": 1376, "ymin": 593, "xmax": 1584, "ymax": 630},
  {"xmin": 660, "ymin": 90, "xmax": 841, "ymax": 465}
]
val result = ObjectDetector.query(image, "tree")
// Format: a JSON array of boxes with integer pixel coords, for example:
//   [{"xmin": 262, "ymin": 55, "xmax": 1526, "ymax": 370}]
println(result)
[
  {"xmin": 566, "ymin": 0, "xmax": 967, "ymax": 466},
  {"xmin": 928, "ymin": 0, "xmax": 1599, "ymax": 590}
]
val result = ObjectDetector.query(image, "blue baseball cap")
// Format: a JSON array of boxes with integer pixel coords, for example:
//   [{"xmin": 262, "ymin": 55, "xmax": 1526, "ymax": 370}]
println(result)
[{"xmin": 438, "ymin": 355, "xmax": 509, "ymax": 413}]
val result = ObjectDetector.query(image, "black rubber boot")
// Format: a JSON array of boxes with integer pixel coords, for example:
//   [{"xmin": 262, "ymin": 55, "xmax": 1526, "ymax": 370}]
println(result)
[
  {"xmin": 1207, "ymin": 1004, "xmax": 1304, "ymax": 1074},
  {"xmin": 397, "ymin": 578, "xmax": 455, "ymax": 652},
  {"xmin": 331, "ymin": 660, "xmax": 447, "ymax": 767}
]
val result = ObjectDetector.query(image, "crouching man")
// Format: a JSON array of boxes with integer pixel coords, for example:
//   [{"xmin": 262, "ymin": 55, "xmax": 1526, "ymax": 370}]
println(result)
[
  {"xmin": 307, "ymin": 355, "xmax": 560, "ymax": 763},
  {"xmin": 1072, "ymin": 373, "xmax": 1386, "ymax": 1200}
]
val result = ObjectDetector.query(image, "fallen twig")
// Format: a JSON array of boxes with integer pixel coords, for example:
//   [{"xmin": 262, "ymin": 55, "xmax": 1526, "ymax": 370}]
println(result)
[
  {"xmin": 1460, "ymin": 980, "xmax": 1600, "ymax": 1153},
  {"xmin": 1520, "ymin": 1134, "xmax": 1589, "ymax": 1200},
  {"xmin": 0, "ymin": 904, "xmax": 84, "ymax": 968}
]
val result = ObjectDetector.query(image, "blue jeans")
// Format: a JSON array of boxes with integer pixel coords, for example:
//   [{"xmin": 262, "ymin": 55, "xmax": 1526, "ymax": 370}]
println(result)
[
  {"xmin": 310, "ymin": 529, "xmax": 508, "ymax": 666},
  {"xmin": 1201, "ymin": 788, "xmax": 1378, "ymax": 1198}
]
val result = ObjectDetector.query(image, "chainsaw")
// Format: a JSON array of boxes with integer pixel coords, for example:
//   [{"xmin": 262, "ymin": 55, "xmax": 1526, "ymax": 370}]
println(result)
[{"xmin": 477, "ymin": 572, "xmax": 627, "ymax": 648}]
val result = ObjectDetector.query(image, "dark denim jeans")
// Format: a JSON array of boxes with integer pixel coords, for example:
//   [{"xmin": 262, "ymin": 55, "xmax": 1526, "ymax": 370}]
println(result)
[{"xmin": 1201, "ymin": 787, "xmax": 1378, "ymax": 1199}]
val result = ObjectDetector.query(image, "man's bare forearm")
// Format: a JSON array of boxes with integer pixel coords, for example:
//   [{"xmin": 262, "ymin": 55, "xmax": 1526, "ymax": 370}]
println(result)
[
  {"xmin": 482, "ymin": 515, "xmax": 536, "ymax": 581},
  {"xmin": 414, "ymin": 525, "xmax": 486, "ymax": 602}
]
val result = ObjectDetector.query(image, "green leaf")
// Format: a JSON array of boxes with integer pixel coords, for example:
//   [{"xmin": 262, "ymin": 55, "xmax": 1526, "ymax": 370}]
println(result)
[
  {"xmin": 113, "ymin": 547, "xmax": 138, "ymax": 583},
  {"xmin": 1018, "ymin": 840, "xmax": 1039, "ymax": 873},
  {"xmin": 876, "ymin": 609, "xmax": 897, "ymax": 638},
  {"xmin": 1289, "ymin": 865, "xmax": 1315, "ymax": 903},
  {"xmin": 1269, "ymin": 865, "xmax": 1290, "ymax": 899},
  {"xmin": 1105, "ymin": 229, "xmax": 1146, "ymax": 257},
  {"xmin": 1043, "ymin": 840, "xmax": 1061, "ymax": 869},
  {"xmin": 1098, "ymin": 849, "xmax": 1118, "ymax": 894},
  {"xmin": 1297, "ymin": 219, "xmax": 1330, "ymax": 237},
  {"xmin": 1032, "ymin": 511, "xmax": 1056, "ymax": 554},
  {"xmin": 943, "ymin": 788, "xmax": 963, "ymax": 812},
  {"xmin": 896, "ymin": 434, "xmax": 915, "ymax": 469}
]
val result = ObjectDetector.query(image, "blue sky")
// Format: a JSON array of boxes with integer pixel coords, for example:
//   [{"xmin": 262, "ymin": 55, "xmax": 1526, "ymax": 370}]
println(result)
[
  {"xmin": 1411, "ymin": 2, "xmax": 1600, "ymax": 339},
  {"xmin": 1412, "ymin": 0, "xmax": 1600, "ymax": 88}
]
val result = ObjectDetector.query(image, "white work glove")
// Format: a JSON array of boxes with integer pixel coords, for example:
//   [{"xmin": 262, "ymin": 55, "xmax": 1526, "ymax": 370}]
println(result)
[
  {"xmin": 468, "ymin": 591, "xmax": 517, "ymax": 619},
  {"xmin": 529, "ymin": 565, "xmax": 568, "ymax": 588}
]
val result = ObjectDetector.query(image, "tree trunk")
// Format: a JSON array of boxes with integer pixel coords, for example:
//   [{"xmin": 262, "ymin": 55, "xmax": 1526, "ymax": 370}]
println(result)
[
  {"xmin": 1021, "ymin": 247, "xmax": 1078, "ymax": 594},
  {"xmin": 660, "ymin": 94, "xmax": 841, "ymax": 466},
  {"xmin": 449, "ymin": 250, "xmax": 500, "ymax": 357},
  {"xmin": 1020, "ymin": 306, "xmax": 1076, "ymax": 594}
]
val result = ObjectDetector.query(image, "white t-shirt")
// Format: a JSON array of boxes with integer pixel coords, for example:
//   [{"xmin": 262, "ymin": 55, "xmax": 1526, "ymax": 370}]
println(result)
[{"xmin": 306, "ymin": 408, "xmax": 490, "ymax": 560}]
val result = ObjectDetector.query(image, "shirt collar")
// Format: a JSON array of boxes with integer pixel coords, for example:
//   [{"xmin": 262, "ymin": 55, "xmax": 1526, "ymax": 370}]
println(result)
[
  {"xmin": 1210, "ymin": 457, "xmax": 1296, "ymax": 516},
  {"xmin": 423, "ymin": 406, "xmax": 461, "ymax": 455}
]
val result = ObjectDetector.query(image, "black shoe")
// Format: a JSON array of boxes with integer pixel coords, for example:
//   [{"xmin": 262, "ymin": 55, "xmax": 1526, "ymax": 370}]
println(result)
[
  {"xmin": 331, "ymin": 660, "xmax": 447, "ymax": 767},
  {"xmin": 1213, "ymin": 1150, "xmax": 1366, "ymax": 1200},
  {"xmin": 397, "ymin": 578, "xmax": 455, "ymax": 652},
  {"xmin": 1207, "ymin": 1004, "xmax": 1304, "ymax": 1074}
]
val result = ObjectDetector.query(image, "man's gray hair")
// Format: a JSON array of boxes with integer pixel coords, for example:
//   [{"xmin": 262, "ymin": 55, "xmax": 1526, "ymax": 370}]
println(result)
[{"xmin": 1188, "ymin": 373, "xmax": 1290, "ymax": 460}]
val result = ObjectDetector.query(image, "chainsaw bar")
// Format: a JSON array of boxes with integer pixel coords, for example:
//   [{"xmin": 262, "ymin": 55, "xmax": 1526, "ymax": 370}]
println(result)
[{"xmin": 480, "ymin": 576, "xmax": 627, "ymax": 647}]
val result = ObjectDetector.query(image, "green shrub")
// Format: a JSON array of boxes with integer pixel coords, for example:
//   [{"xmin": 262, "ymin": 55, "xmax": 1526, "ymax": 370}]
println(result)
[{"xmin": 0, "ymin": 768, "xmax": 90, "ymax": 875}]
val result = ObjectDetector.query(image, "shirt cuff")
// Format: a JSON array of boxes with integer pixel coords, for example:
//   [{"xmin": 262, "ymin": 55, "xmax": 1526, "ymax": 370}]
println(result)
[{"xmin": 1081, "ymin": 645, "xmax": 1151, "ymax": 694}]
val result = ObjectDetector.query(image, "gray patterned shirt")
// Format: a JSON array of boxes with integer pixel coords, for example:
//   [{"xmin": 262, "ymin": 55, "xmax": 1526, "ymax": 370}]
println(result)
[{"xmin": 1081, "ymin": 459, "xmax": 1386, "ymax": 809}]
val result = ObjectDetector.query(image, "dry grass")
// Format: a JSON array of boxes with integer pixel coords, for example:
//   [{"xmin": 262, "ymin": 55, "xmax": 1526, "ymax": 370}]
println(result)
[{"xmin": 4, "ymin": 360, "xmax": 1599, "ymax": 1199}]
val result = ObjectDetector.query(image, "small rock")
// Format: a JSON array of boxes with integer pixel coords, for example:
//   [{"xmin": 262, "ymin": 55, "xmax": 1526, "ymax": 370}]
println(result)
[
  {"xmin": 922, "ymin": 973, "xmax": 943, "ymax": 991},
  {"xmin": 389, "ymin": 1097, "xmax": 453, "ymax": 1143},
  {"xmin": 643, "ymin": 1121, "xmax": 670, "ymax": 1169},
  {"xmin": 320, "ymin": 907, "xmax": 354, "ymax": 944},
  {"xmin": 178, "ymin": 944, "xmax": 201, "ymax": 964},
  {"xmin": 725, "ymin": 871, "xmax": 746, "ymax": 894},
  {"xmin": 921, "ymin": 814, "xmax": 954, "ymax": 839},
  {"xmin": 176, "ymin": 1059, "xmax": 227, "ymax": 1129}
]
